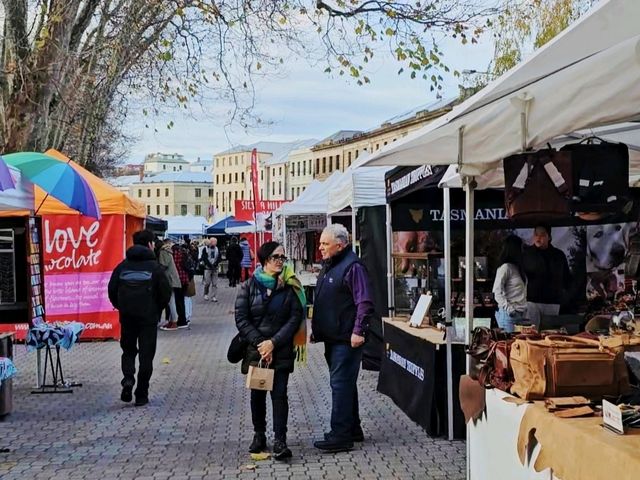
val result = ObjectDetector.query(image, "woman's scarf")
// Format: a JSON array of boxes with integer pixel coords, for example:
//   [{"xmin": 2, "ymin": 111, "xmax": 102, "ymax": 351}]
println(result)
[{"xmin": 253, "ymin": 264, "xmax": 307, "ymax": 362}]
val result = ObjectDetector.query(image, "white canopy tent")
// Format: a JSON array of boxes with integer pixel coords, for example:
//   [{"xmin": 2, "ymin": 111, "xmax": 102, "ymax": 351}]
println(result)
[
  {"xmin": 364, "ymin": 0, "xmax": 640, "ymax": 175},
  {"xmin": 327, "ymin": 153, "xmax": 391, "ymax": 214},
  {"xmin": 165, "ymin": 215, "xmax": 208, "ymax": 236},
  {"xmin": 361, "ymin": 0, "xmax": 640, "ymax": 453},
  {"xmin": 276, "ymin": 171, "xmax": 343, "ymax": 217}
]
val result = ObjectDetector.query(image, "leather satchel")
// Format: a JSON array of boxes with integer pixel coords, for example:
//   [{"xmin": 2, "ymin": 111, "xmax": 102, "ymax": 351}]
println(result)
[
  {"xmin": 503, "ymin": 148, "xmax": 573, "ymax": 221},
  {"xmin": 510, "ymin": 335, "xmax": 630, "ymax": 400},
  {"xmin": 466, "ymin": 327, "xmax": 514, "ymax": 391}
]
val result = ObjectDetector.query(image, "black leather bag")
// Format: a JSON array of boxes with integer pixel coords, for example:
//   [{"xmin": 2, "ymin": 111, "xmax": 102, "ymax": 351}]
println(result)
[
  {"xmin": 560, "ymin": 140, "xmax": 629, "ymax": 215},
  {"xmin": 227, "ymin": 333, "xmax": 248, "ymax": 364}
]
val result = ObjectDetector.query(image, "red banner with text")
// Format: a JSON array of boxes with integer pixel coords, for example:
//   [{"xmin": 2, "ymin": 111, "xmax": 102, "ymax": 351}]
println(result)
[
  {"xmin": 43, "ymin": 214, "xmax": 123, "ymax": 339},
  {"xmin": 235, "ymin": 200, "xmax": 288, "ymax": 221}
]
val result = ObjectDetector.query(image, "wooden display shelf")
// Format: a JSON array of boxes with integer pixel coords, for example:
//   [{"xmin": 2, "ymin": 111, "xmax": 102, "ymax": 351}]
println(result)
[{"xmin": 391, "ymin": 252, "xmax": 443, "ymax": 259}]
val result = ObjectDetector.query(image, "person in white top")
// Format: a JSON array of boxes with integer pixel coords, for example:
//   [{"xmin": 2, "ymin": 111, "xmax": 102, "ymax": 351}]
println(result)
[{"xmin": 492, "ymin": 235, "xmax": 527, "ymax": 332}]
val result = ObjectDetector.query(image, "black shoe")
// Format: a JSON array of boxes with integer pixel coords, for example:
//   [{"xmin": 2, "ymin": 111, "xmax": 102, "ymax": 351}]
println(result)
[
  {"xmin": 120, "ymin": 385, "xmax": 133, "ymax": 403},
  {"xmin": 313, "ymin": 438, "xmax": 353, "ymax": 453},
  {"xmin": 134, "ymin": 396, "xmax": 149, "ymax": 407},
  {"xmin": 324, "ymin": 428, "xmax": 364, "ymax": 443},
  {"xmin": 248, "ymin": 432, "xmax": 267, "ymax": 453},
  {"xmin": 273, "ymin": 439, "xmax": 292, "ymax": 460}
]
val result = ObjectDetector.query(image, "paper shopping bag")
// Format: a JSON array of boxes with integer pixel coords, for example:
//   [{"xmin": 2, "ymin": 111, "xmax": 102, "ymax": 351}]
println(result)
[{"xmin": 245, "ymin": 361, "xmax": 274, "ymax": 391}]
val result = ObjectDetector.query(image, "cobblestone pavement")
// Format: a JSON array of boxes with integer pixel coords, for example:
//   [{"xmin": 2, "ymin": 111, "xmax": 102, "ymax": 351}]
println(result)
[{"xmin": 1, "ymin": 279, "xmax": 465, "ymax": 479}]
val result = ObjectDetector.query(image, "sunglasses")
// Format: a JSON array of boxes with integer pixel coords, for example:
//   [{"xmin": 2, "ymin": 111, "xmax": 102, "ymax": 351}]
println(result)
[{"xmin": 269, "ymin": 254, "xmax": 288, "ymax": 262}]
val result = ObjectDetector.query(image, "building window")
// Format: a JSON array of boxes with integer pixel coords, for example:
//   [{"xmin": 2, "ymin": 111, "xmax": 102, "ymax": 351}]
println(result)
[
  {"xmin": 235, "ymin": 155, "xmax": 238, "ymax": 165},
  {"xmin": 208, "ymin": 188, "xmax": 213, "ymax": 198},
  {"xmin": 261, "ymin": 170, "xmax": 264, "ymax": 181},
  {"xmin": 195, "ymin": 205, "xmax": 202, "ymax": 216},
  {"xmin": 146, "ymin": 189, "xmax": 150, "ymax": 197},
  {"xmin": 147, "ymin": 205, "xmax": 151, "ymax": 215},
  {"xmin": 156, "ymin": 205, "xmax": 160, "ymax": 215},
  {"xmin": 216, "ymin": 175, "xmax": 219, "ymax": 184},
  {"xmin": 165, "ymin": 205, "xmax": 169, "ymax": 215},
  {"xmin": 195, "ymin": 188, "xmax": 202, "ymax": 198},
  {"xmin": 138, "ymin": 189, "xmax": 142, "ymax": 197},
  {"xmin": 297, "ymin": 187, "xmax": 300, "ymax": 196},
  {"xmin": 278, "ymin": 181, "xmax": 282, "ymax": 195},
  {"xmin": 322, "ymin": 158, "xmax": 326, "ymax": 173},
  {"xmin": 348, "ymin": 151, "xmax": 352, "ymax": 166},
  {"xmin": 222, "ymin": 196, "xmax": 225, "ymax": 211},
  {"xmin": 356, "ymin": 149, "xmax": 359, "ymax": 159},
  {"xmin": 241, "ymin": 190, "xmax": 244, "ymax": 199},
  {"xmin": 241, "ymin": 172, "xmax": 245, "ymax": 182},
  {"xmin": 291, "ymin": 187, "xmax": 294, "ymax": 198},
  {"xmin": 315, "ymin": 159, "xmax": 319, "ymax": 175},
  {"xmin": 156, "ymin": 188, "xmax": 160, "ymax": 197},
  {"xmin": 336, "ymin": 154, "xmax": 340, "ymax": 170},
  {"xmin": 376, "ymin": 144, "xmax": 380, "ymax": 150},
  {"xmin": 329, "ymin": 156, "xmax": 333, "ymax": 172},
  {"xmin": 272, "ymin": 182, "xmax": 275, "ymax": 195},
  {"xmin": 216, "ymin": 158, "xmax": 219, "ymax": 167},
  {"xmin": 179, "ymin": 166, "xmax": 183, "ymax": 170},
  {"xmin": 279, "ymin": 167, "xmax": 282, "ymax": 176},
  {"xmin": 163, "ymin": 165, "xmax": 166, "ymax": 170},
  {"xmin": 165, "ymin": 188, "xmax": 169, "ymax": 197},
  {"xmin": 384, "ymin": 141, "xmax": 388, "ymax": 146},
  {"xmin": 235, "ymin": 172, "xmax": 238, "ymax": 183},
  {"xmin": 181, "ymin": 205, "xmax": 187, "ymax": 215},
  {"xmin": 303, "ymin": 162, "xmax": 306, "ymax": 176},
  {"xmin": 291, "ymin": 165, "xmax": 295, "ymax": 177}
]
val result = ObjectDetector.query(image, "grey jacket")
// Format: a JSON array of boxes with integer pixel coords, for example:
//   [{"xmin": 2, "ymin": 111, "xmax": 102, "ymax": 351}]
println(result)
[{"xmin": 158, "ymin": 245, "xmax": 181, "ymax": 288}]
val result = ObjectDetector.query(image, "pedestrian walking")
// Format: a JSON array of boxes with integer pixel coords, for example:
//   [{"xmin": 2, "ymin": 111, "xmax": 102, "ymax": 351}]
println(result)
[
  {"xmin": 239, "ymin": 237, "xmax": 254, "ymax": 281},
  {"xmin": 168, "ymin": 243, "xmax": 191, "ymax": 329},
  {"xmin": 108, "ymin": 229, "xmax": 171, "ymax": 406},
  {"xmin": 311, "ymin": 223, "xmax": 375, "ymax": 453},
  {"xmin": 157, "ymin": 238, "xmax": 182, "ymax": 329},
  {"xmin": 200, "ymin": 238, "xmax": 221, "ymax": 301},
  {"xmin": 226, "ymin": 237, "xmax": 243, "ymax": 287},
  {"xmin": 234, "ymin": 241, "xmax": 305, "ymax": 460}
]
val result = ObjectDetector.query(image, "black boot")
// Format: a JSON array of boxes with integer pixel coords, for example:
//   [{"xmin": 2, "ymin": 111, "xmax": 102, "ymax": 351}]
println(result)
[
  {"xmin": 248, "ymin": 432, "xmax": 267, "ymax": 453},
  {"xmin": 273, "ymin": 438, "xmax": 292, "ymax": 460}
]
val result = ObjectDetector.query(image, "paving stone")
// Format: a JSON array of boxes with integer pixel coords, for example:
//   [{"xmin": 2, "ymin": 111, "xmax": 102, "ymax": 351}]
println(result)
[{"xmin": 0, "ymin": 278, "xmax": 465, "ymax": 479}]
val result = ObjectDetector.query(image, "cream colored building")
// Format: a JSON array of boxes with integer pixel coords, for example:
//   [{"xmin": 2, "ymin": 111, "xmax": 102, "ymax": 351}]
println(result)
[
  {"xmin": 143, "ymin": 152, "xmax": 189, "ymax": 173},
  {"xmin": 213, "ymin": 140, "xmax": 316, "ymax": 216},
  {"xmin": 286, "ymin": 146, "xmax": 315, "ymax": 200},
  {"xmin": 312, "ymin": 99, "xmax": 455, "ymax": 181},
  {"xmin": 129, "ymin": 172, "xmax": 214, "ymax": 218}
]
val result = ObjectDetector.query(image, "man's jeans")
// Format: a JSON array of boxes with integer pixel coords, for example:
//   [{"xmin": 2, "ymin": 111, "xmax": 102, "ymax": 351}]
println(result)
[
  {"xmin": 324, "ymin": 343, "xmax": 362, "ymax": 442},
  {"xmin": 120, "ymin": 322, "xmax": 158, "ymax": 397},
  {"xmin": 526, "ymin": 302, "xmax": 560, "ymax": 330},
  {"xmin": 250, "ymin": 369, "xmax": 290, "ymax": 441},
  {"xmin": 203, "ymin": 269, "xmax": 218, "ymax": 298}
]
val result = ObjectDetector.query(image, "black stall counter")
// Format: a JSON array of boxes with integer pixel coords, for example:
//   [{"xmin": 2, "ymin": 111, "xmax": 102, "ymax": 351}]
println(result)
[{"xmin": 377, "ymin": 318, "xmax": 466, "ymax": 439}]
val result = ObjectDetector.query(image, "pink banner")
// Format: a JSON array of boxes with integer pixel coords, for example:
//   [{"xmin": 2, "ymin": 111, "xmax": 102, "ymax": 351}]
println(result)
[{"xmin": 45, "ymin": 271, "xmax": 114, "ymax": 316}]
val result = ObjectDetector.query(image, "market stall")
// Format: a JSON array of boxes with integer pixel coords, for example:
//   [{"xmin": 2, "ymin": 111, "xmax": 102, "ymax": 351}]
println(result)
[
  {"xmin": 363, "ymin": 0, "xmax": 640, "ymax": 477},
  {"xmin": 0, "ymin": 150, "xmax": 145, "ymax": 340}
]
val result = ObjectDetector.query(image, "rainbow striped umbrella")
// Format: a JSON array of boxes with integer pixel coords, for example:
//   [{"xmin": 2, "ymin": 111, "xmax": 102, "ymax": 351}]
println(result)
[{"xmin": 3, "ymin": 152, "xmax": 100, "ymax": 218}]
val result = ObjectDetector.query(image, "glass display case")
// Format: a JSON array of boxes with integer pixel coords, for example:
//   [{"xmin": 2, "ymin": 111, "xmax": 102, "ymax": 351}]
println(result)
[{"xmin": 392, "ymin": 251, "xmax": 445, "ymax": 318}]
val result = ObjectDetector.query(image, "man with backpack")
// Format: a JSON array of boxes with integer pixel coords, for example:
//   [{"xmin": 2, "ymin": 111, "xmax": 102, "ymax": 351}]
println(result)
[{"xmin": 108, "ymin": 230, "xmax": 172, "ymax": 406}]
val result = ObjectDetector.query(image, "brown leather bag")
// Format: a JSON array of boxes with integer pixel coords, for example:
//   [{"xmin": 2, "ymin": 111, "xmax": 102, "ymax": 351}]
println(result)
[
  {"xmin": 510, "ymin": 335, "xmax": 630, "ymax": 400},
  {"xmin": 504, "ymin": 149, "xmax": 573, "ymax": 221}
]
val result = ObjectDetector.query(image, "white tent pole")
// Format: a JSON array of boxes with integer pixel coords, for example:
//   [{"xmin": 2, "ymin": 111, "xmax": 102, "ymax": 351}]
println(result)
[
  {"xmin": 282, "ymin": 213, "xmax": 288, "ymax": 258},
  {"xmin": 385, "ymin": 203, "xmax": 394, "ymax": 319},
  {"xmin": 351, "ymin": 208, "xmax": 357, "ymax": 253},
  {"xmin": 464, "ymin": 175, "xmax": 476, "ymax": 480},
  {"xmin": 444, "ymin": 186, "xmax": 454, "ymax": 441}
]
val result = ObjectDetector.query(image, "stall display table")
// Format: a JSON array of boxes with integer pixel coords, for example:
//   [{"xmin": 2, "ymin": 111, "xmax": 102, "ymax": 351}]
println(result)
[
  {"xmin": 377, "ymin": 318, "xmax": 466, "ymax": 438},
  {"xmin": 469, "ymin": 389, "xmax": 640, "ymax": 480}
]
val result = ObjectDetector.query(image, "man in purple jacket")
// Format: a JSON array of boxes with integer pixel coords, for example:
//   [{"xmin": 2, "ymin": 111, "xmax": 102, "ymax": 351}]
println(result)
[{"xmin": 311, "ymin": 223, "xmax": 375, "ymax": 453}]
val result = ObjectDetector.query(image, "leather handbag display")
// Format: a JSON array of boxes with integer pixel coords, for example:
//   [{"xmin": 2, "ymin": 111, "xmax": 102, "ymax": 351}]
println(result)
[
  {"xmin": 503, "ymin": 148, "xmax": 573, "ymax": 221},
  {"xmin": 466, "ymin": 327, "xmax": 515, "ymax": 391},
  {"xmin": 510, "ymin": 335, "xmax": 630, "ymax": 400},
  {"xmin": 560, "ymin": 140, "xmax": 629, "ymax": 214}
]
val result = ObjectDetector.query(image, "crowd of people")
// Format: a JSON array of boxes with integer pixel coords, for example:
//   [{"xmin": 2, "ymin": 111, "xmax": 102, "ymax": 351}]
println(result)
[{"xmin": 107, "ymin": 224, "xmax": 376, "ymax": 462}]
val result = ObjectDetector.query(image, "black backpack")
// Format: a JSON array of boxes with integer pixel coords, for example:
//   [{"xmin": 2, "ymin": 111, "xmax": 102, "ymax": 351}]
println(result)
[{"xmin": 117, "ymin": 269, "xmax": 155, "ymax": 319}]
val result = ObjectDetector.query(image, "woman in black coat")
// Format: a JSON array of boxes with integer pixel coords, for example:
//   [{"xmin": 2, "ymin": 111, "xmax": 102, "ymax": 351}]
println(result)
[{"xmin": 235, "ymin": 241, "xmax": 304, "ymax": 460}]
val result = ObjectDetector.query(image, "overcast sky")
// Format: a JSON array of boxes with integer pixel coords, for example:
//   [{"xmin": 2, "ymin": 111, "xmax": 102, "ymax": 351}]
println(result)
[{"xmin": 123, "ymin": 33, "xmax": 495, "ymax": 164}]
